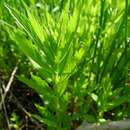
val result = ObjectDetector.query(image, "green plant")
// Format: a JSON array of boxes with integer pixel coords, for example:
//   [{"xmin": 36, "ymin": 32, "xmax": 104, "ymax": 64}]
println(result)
[
  {"xmin": 10, "ymin": 112, "xmax": 22, "ymax": 130},
  {"xmin": 5, "ymin": 0, "xmax": 130, "ymax": 130}
]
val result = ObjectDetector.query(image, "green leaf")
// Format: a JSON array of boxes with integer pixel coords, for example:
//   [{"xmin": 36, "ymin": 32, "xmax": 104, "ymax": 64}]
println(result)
[
  {"xmin": 18, "ymin": 75, "xmax": 56, "ymax": 103},
  {"xmin": 107, "ymin": 96, "xmax": 129, "ymax": 110}
]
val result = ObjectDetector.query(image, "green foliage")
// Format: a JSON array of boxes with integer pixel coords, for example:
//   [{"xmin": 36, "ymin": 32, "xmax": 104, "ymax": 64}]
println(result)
[
  {"xmin": 2, "ymin": 0, "xmax": 130, "ymax": 130},
  {"xmin": 10, "ymin": 113, "xmax": 22, "ymax": 130}
]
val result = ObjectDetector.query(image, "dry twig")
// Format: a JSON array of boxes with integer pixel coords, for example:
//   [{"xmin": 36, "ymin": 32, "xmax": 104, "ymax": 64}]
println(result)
[{"xmin": 0, "ymin": 64, "xmax": 18, "ymax": 110}]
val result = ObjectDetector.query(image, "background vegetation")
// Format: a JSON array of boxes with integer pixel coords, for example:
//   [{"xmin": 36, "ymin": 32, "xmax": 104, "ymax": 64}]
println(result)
[{"xmin": 0, "ymin": 0, "xmax": 130, "ymax": 130}]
